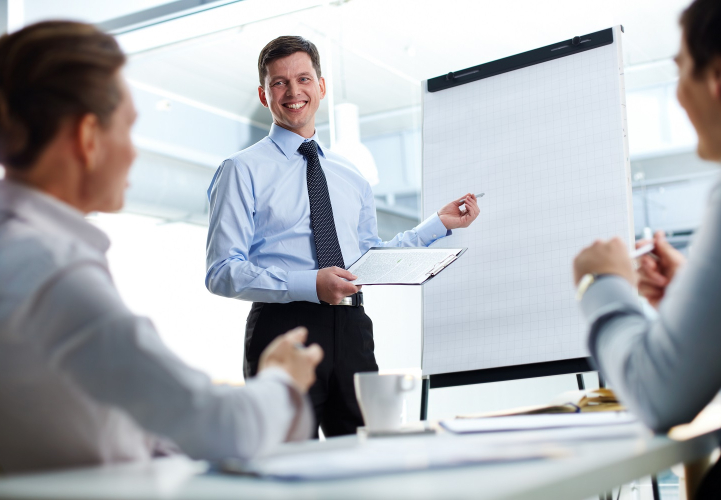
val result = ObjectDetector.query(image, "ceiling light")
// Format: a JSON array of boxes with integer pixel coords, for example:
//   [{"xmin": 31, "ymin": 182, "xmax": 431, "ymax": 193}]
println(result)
[{"xmin": 333, "ymin": 103, "xmax": 379, "ymax": 186}]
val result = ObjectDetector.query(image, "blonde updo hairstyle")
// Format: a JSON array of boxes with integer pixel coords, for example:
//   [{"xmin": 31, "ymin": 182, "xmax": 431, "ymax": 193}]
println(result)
[{"xmin": 0, "ymin": 21, "xmax": 125, "ymax": 170}]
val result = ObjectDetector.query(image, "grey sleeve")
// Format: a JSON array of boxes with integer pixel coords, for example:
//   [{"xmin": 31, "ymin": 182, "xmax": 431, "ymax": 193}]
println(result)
[
  {"xmin": 34, "ymin": 263, "xmax": 313, "ymax": 460},
  {"xmin": 581, "ymin": 182, "xmax": 721, "ymax": 432}
]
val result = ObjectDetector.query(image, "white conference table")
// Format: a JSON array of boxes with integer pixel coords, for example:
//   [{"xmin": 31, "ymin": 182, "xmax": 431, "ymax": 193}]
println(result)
[{"xmin": 1, "ymin": 421, "xmax": 720, "ymax": 500}]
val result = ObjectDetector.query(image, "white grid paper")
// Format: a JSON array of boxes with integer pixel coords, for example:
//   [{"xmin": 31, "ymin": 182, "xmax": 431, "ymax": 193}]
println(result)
[{"xmin": 422, "ymin": 31, "xmax": 631, "ymax": 376}]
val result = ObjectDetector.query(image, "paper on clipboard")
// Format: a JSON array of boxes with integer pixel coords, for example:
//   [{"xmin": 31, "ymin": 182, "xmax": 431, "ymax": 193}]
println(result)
[{"xmin": 348, "ymin": 247, "xmax": 466, "ymax": 285}]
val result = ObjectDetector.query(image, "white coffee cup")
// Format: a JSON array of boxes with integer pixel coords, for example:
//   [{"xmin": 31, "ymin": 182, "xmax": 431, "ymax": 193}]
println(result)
[{"xmin": 353, "ymin": 372, "xmax": 416, "ymax": 432}]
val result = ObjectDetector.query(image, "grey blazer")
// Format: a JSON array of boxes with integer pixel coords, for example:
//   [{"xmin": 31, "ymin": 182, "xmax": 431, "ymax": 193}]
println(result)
[{"xmin": 581, "ymin": 174, "xmax": 721, "ymax": 432}]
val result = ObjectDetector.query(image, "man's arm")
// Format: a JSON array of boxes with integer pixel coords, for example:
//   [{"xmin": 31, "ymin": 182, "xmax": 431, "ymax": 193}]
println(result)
[
  {"xmin": 36, "ymin": 264, "xmax": 316, "ymax": 460},
  {"xmin": 205, "ymin": 159, "xmax": 318, "ymax": 303},
  {"xmin": 357, "ymin": 184, "xmax": 463, "ymax": 253},
  {"xmin": 575, "ymin": 185, "xmax": 721, "ymax": 432}
]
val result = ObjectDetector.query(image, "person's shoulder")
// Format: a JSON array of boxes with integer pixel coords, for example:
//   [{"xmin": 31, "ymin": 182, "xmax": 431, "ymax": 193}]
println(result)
[
  {"xmin": 223, "ymin": 136, "xmax": 279, "ymax": 167},
  {"xmin": 0, "ymin": 219, "xmax": 105, "ymax": 316},
  {"xmin": 708, "ymin": 174, "xmax": 721, "ymax": 203},
  {"xmin": 1, "ymin": 218, "xmax": 102, "ymax": 271}
]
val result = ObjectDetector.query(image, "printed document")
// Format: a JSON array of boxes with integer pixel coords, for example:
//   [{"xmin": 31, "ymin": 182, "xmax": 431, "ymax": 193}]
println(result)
[{"xmin": 348, "ymin": 248, "xmax": 465, "ymax": 285}]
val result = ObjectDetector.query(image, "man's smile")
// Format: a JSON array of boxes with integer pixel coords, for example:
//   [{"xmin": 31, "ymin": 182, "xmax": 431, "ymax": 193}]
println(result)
[{"xmin": 284, "ymin": 101, "xmax": 307, "ymax": 110}]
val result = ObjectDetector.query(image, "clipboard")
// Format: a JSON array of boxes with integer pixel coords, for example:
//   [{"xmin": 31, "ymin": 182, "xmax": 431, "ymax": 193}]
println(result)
[{"xmin": 347, "ymin": 247, "xmax": 467, "ymax": 285}]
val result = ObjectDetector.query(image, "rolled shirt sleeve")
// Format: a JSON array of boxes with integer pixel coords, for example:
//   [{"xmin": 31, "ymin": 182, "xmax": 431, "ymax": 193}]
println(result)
[
  {"xmin": 37, "ymin": 263, "xmax": 313, "ymax": 460},
  {"xmin": 357, "ymin": 182, "xmax": 450, "ymax": 254},
  {"xmin": 580, "ymin": 181, "xmax": 721, "ymax": 432},
  {"xmin": 205, "ymin": 159, "xmax": 319, "ymax": 304}
]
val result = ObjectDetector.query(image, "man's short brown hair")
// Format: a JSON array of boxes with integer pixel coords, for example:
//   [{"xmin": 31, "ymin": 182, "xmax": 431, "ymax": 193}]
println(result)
[{"xmin": 257, "ymin": 36, "xmax": 321, "ymax": 87}]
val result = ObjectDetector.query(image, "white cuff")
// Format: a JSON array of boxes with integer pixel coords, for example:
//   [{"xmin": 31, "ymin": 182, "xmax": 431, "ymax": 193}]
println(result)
[
  {"xmin": 287, "ymin": 269, "xmax": 319, "ymax": 303},
  {"xmin": 255, "ymin": 368, "xmax": 314, "ymax": 442},
  {"xmin": 416, "ymin": 213, "xmax": 451, "ymax": 246}
]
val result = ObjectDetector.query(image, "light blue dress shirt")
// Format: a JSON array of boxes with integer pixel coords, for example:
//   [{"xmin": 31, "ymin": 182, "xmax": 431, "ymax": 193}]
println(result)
[{"xmin": 206, "ymin": 124, "xmax": 450, "ymax": 304}]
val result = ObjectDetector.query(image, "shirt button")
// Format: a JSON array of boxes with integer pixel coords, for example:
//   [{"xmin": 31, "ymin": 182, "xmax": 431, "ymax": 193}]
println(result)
[{"xmin": 432, "ymin": 234, "xmax": 437, "ymax": 238}]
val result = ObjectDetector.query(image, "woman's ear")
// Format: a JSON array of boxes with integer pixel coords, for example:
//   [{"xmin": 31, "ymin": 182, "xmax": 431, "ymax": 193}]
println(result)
[
  {"xmin": 708, "ymin": 57, "xmax": 721, "ymax": 101},
  {"xmin": 75, "ymin": 114, "xmax": 99, "ymax": 173}
]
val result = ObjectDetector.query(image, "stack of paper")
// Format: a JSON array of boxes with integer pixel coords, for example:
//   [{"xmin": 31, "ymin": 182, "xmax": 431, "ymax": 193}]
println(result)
[{"xmin": 441, "ymin": 412, "xmax": 637, "ymax": 434}]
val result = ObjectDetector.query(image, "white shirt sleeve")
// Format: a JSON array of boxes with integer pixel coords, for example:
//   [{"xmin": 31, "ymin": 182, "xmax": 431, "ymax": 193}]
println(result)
[
  {"xmin": 205, "ymin": 159, "xmax": 319, "ymax": 304},
  {"xmin": 32, "ymin": 262, "xmax": 313, "ymax": 461}
]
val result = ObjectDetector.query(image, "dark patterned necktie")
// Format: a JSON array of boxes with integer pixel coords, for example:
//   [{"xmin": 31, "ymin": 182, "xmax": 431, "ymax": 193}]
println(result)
[{"xmin": 298, "ymin": 140, "xmax": 345, "ymax": 269}]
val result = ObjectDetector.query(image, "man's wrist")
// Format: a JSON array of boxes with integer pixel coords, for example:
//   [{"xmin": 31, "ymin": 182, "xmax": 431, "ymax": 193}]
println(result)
[
  {"xmin": 417, "ymin": 213, "xmax": 451, "ymax": 245},
  {"xmin": 288, "ymin": 269, "xmax": 320, "ymax": 303}
]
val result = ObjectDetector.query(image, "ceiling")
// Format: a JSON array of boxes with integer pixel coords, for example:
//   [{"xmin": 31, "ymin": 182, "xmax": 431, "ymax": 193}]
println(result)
[
  {"xmin": 24, "ymin": 0, "xmax": 690, "ymax": 137},
  {"xmin": 24, "ymin": 0, "xmax": 172, "ymax": 24}
]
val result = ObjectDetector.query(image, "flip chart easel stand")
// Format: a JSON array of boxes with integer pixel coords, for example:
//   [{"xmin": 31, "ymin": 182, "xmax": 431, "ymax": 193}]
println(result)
[{"xmin": 419, "ymin": 357, "xmax": 594, "ymax": 420}]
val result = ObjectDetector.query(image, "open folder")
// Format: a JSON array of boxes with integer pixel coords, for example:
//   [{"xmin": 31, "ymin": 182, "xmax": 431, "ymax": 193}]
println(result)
[{"xmin": 348, "ymin": 247, "xmax": 466, "ymax": 285}]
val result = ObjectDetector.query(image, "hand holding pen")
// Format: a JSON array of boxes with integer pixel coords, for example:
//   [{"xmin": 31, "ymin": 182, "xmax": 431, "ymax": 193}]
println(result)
[
  {"xmin": 636, "ymin": 231, "xmax": 686, "ymax": 309},
  {"xmin": 438, "ymin": 193, "xmax": 482, "ymax": 230},
  {"xmin": 459, "ymin": 193, "xmax": 484, "ymax": 212}
]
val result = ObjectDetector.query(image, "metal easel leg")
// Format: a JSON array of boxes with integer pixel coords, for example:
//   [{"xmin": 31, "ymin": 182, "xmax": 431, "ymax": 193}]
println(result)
[
  {"xmin": 420, "ymin": 376, "xmax": 430, "ymax": 421},
  {"xmin": 651, "ymin": 474, "xmax": 661, "ymax": 500}
]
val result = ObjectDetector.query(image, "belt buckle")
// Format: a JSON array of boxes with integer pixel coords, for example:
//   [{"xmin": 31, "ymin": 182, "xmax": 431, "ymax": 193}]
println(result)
[{"xmin": 337, "ymin": 293, "xmax": 363, "ymax": 307}]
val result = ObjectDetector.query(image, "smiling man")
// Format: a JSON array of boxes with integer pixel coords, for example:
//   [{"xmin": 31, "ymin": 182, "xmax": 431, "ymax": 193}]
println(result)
[{"xmin": 205, "ymin": 36, "xmax": 479, "ymax": 437}]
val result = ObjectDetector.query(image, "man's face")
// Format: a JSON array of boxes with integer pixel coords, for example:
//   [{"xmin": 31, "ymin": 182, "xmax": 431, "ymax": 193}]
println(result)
[
  {"xmin": 675, "ymin": 35, "xmax": 721, "ymax": 162},
  {"xmin": 258, "ymin": 51, "xmax": 325, "ymax": 138}
]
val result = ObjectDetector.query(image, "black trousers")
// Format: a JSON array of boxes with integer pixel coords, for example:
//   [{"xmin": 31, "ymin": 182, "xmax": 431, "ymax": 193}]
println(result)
[{"xmin": 244, "ymin": 301, "xmax": 378, "ymax": 437}]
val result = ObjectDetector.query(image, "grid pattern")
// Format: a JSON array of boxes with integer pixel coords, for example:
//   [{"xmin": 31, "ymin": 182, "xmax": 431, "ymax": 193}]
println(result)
[{"xmin": 422, "ymin": 37, "xmax": 631, "ymax": 376}]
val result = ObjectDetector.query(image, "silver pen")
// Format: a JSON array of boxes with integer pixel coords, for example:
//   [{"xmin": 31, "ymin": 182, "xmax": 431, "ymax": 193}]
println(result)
[
  {"xmin": 458, "ymin": 193, "xmax": 484, "ymax": 203},
  {"xmin": 459, "ymin": 193, "xmax": 484, "ymax": 211},
  {"xmin": 630, "ymin": 243, "xmax": 655, "ymax": 259}
]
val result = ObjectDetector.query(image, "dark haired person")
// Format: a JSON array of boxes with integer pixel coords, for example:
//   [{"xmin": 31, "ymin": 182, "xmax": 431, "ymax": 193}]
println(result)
[
  {"xmin": 0, "ymin": 21, "xmax": 323, "ymax": 473},
  {"xmin": 205, "ymin": 36, "xmax": 480, "ymax": 436},
  {"xmin": 572, "ymin": 0, "xmax": 721, "ymax": 495}
]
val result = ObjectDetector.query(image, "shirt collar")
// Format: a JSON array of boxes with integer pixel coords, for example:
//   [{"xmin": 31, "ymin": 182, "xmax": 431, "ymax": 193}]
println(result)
[
  {"xmin": 268, "ymin": 123, "xmax": 326, "ymax": 160},
  {"xmin": 0, "ymin": 179, "xmax": 110, "ymax": 254}
]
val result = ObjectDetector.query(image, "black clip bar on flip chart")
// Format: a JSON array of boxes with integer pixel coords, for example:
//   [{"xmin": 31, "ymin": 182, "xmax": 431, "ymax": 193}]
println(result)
[{"xmin": 428, "ymin": 27, "xmax": 618, "ymax": 93}]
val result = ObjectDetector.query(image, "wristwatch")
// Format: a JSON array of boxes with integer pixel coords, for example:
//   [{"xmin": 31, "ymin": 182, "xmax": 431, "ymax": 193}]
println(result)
[{"xmin": 575, "ymin": 273, "xmax": 598, "ymax": 301}]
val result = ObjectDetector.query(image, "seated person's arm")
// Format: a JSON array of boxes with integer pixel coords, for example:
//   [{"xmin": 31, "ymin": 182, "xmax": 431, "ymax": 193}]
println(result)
[
  {"xmin": 33, "ymin": 263, "xmax": 318, "ymax": 460},
  {"xmin": 575, "ymin": 185, "xmax": 721, "ymax": 432}
]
